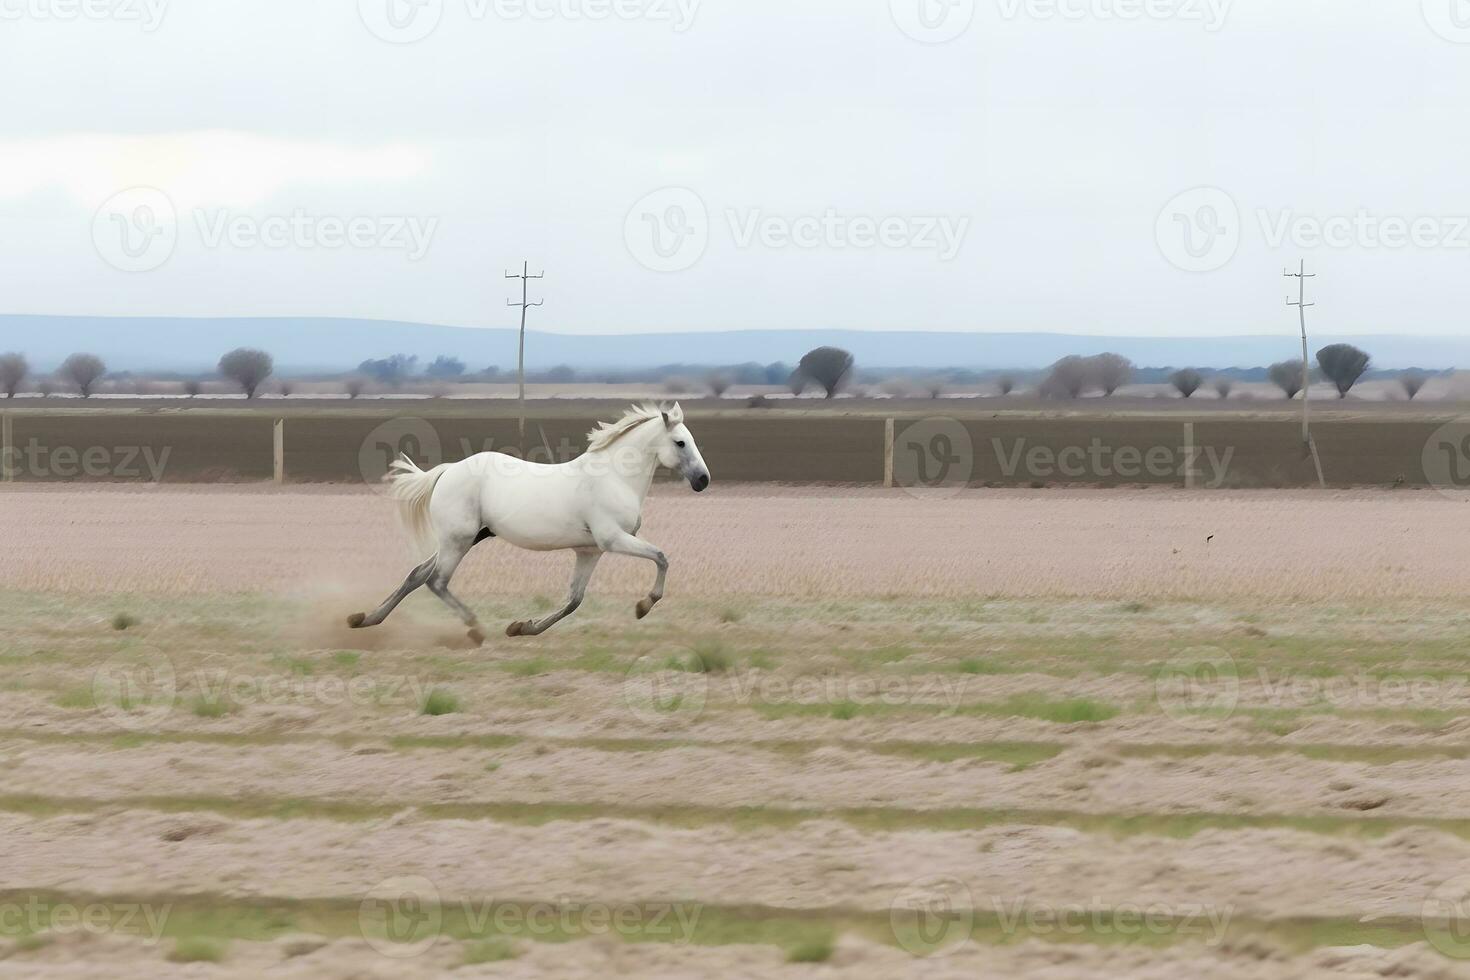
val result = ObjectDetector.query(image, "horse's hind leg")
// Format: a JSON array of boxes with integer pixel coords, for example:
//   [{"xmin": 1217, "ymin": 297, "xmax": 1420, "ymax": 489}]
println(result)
[
  {"xmin": 507, "ymin": 549, "xmax": 601, "ymax": 637},
  {"xmin": 425, "ymin": 535, "xmax": 488, "ymax": 646},
  {"xmin": 348, "ymin": 555, "xmax": 435, "ymax": 629}
]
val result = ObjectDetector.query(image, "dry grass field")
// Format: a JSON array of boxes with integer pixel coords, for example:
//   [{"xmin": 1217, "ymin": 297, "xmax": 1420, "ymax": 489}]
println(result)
[{"xmin": 1, "ymin": 484, "xmax": 1470, "ymax": 977}]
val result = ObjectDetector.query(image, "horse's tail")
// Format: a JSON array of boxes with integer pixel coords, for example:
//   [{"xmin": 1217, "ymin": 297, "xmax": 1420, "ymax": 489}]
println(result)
[{"xmin": 386, "ymin": 453, "xmax": 449, "ymax": 556}]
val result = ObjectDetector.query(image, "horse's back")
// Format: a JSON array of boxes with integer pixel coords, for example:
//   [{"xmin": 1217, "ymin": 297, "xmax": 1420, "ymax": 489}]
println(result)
[{"xmin": 447, "ymin": 453, "xmax": 593, "ymax": 551}]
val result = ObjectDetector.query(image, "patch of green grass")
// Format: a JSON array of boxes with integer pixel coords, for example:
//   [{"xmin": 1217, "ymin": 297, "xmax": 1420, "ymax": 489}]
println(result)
[
  {"xmin": 330, "ymin": 651, "xmax": 361, "ymax": 669},
  {"xmin": 718, "ymin": 608, "xmax": 744, "ymax": 624},
  {"xmin": 51, "ymin": 687, "xmax": 95, "ymax": 710},
  {"xmin": 531, "ymin": 595, "xmax": 554, "ymax": 612},
  {"xmin": 747, "ymin": 649, "xmax": 777, "ymax": 670},
  {"xmin": 571, "ymin": 646, "xmax": 618, "ymax": 672},
  {"xmin": 190, "ymin": 696, "xmax": 231, "ymax": 719},
  {"xmin": 955, "ymin": 657, "xmax": 1005, "ymax": 675},
  {"xmin": 110, "ymin": 612, "xmax": 139, "ymax": 631},
  {"xmin": 687, "ymin": 639, "xmax": 732, "ymax": 674},
  {"xmin": 972, "ymin": 695, "xmax": 1120, "ymax": 724},
  {"xmin": 830, "ymin": 701, "xmax": 859, "ymax": 720},
  {"xmin": 462, "ymin": 938, "xmax": 518, "ymax": 964},
  {"xmin": 786, "ymin": 934, "xmax": 835, "ymax": 963},
  {"xmin": 1118, "ymin": 601, "xmax": 1151, "ymax": 614},
  {"xmin": 167, "ymin": 937, "xmax": 227, "ymax": 963},
  {"xmin": 421, "ymin": 689, "xmax": 461, "ymax": 716},
  {"xmin": 12, "ymin": 933, "xmax": 53, "ymax": 952},
  {"xmin": 503, "ymin": 657, "xmax": 551, "ymax": 678}
]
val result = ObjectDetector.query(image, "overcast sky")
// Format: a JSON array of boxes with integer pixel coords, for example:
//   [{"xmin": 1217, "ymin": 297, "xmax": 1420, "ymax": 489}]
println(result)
[{"xmin": 2, "ymin": 0, "xmax": 1468, "ymax": 338}]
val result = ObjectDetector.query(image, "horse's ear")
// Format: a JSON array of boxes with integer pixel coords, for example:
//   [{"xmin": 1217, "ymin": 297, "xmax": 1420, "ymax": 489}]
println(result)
[
  {"xmin": 667, "ymin": 402, "xmax": 685, "ymax": 425},
  {"xmin": 661, "ymin": 409, "xmax": 671, "ymax": 427}
]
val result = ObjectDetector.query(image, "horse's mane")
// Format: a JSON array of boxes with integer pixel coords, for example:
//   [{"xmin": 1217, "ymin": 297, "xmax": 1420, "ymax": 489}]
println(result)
[{"xmin": 585, "ymin": 403, "xmax": 668, "ymax": 453}]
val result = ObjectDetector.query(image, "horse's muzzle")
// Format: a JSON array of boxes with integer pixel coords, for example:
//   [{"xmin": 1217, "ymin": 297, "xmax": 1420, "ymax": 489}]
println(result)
[{"xmin": 690, "ymin": 473, "xmax": 710, "ymax": 493}]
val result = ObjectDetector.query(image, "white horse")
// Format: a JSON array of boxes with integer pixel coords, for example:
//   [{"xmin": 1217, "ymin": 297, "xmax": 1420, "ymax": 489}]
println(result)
[{"xmin": 347, "ymin": 403, "xmax": 711, "ymax": 644}]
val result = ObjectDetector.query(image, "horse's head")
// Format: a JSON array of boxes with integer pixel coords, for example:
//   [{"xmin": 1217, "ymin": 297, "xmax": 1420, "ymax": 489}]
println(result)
[{"xmin": 655, "ymin": 403, "xmax": 711, "ymax": 492}]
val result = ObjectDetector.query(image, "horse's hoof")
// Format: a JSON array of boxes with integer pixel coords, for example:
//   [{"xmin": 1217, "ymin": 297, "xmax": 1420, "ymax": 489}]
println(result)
[
  {"xmin": 467, "ymin": 627, "xmax": 486, "ymax": 647},
  {"xmin": 635, "ymin": 598, "xmax": 656, "ymax": 620},
  {"xmin": 506, "ymin": 621, "xmax": 527, "ymax": 637},
  {"xmin": 346, "ymin": 613, "xmax": 366, "ymax": 629}
]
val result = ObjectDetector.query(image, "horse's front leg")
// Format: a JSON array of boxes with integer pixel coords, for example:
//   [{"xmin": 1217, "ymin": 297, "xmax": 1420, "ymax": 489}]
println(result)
[
  {"xmin": 597, "ymin": 530, "xmax": 669, "ymax": 620},
  {"xmin": 507, "ymin": 548, "xmax": 601, "ymax": 637}
]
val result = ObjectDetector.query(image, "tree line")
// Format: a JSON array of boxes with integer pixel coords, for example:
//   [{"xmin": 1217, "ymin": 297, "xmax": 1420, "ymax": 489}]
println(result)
[{"xmin": 0, "ymin": 340, "xmax": 1436, "ymax": 401}]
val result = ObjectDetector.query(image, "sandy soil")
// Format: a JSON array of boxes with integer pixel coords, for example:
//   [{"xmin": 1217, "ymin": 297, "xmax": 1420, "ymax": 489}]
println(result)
[
  {"xmin": 1, "ymin": 485, "xmax": 1468, "ymax": 977},
  {"xmin": 1, "ymin": 484, "xmax": 1468, "ymax": 600}
]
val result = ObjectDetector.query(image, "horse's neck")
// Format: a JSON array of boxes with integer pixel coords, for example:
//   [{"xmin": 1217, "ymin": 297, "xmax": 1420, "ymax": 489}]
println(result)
[{"xmin": 594, "ymin": 427, "xmax": 662, "ymax": 502}]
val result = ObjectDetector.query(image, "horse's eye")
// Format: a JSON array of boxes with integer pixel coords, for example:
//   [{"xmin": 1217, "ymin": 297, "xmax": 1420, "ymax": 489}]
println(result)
[{"xmin": 675, "ymin": 440, "xmax": 686, "ymax": 448}]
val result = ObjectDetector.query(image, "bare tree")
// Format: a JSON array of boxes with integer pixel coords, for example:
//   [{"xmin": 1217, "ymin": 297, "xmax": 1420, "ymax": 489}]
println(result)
[
  {"xmin": 1213, "ymin": 378, "xmax": 1234, "ymax": 400},
  {"xmin": 1042, "ymin": 356, "xmax": 1091, "ymax": 399},
  {"xmin": 278, "ymin": 380, "xmax": 295, "ymax": 398},
  {"xmin": 1400, "ymin": 371, "xmax": 1428, "ymax": 401},
  {"xmin": 60, "ymin": 353, "xmax": 106, "ymax": 398},
  {"xmin": 36, "ymin": 377, "xmax": 54, "ymax": 398},
  {"xmin": 344, "ymin": 376, "xmax": 366, "ymax": 399},
  {"xmin": 996, "ymin": 374, "xmax": 1015, "ymax": 396},
  {"xmin": 795, "ymin": 347, "xmax": 854, "ymax": 399},
  {"xmin": 1169, "ymin": 368, "xmax": 1203, "ymax": 399},
  {"xmin": 0, "ymin": 353, "xmax": 27, "ymax": 398},
  {"xmin": 1316, "ymin": 344, "xmax": 1370, "ymax": 399},
  {"xmin": 218, "ymin": 348, "xmax": 274, "ymax": 398},
  {"xmin": 923, "ymin": 376, "xmax": 946, "ymax": 399},
  {"xmin": 1268, "ymin": 360, "xmax": 1304, "ymax": 399},
  {"xmin": 1091, "ymin": 353, "xmax": 1134, "ymax": 396},
  {"xmin": 706, "ymin": 371, "xmax": 733, "ymax": 398},
  {"xmin": 183, "ymin": 379, "xmax": 202, "ymax": 398}
]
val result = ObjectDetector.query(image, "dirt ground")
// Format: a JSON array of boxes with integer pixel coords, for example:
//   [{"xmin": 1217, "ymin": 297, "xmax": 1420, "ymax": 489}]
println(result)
[{"xmin": 1, "ymin": 484, "xmax": 1469, "ymax": 977}]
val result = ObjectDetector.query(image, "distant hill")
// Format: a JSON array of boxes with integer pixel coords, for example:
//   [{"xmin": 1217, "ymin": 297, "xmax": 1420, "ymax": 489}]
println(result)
[{"xmin": 1, "ymin": 315, "xmax": 1465, "ymax": 373}]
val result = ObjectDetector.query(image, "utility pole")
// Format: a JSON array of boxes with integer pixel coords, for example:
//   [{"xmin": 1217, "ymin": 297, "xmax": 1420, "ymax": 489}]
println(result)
[
  {"xmin": 506, "ymin": 261, "xmax": 544, "ymax": 446},
  {"xmin": 1285, "ymin": 260, "xmax": 1326, "ymax": 488}
]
